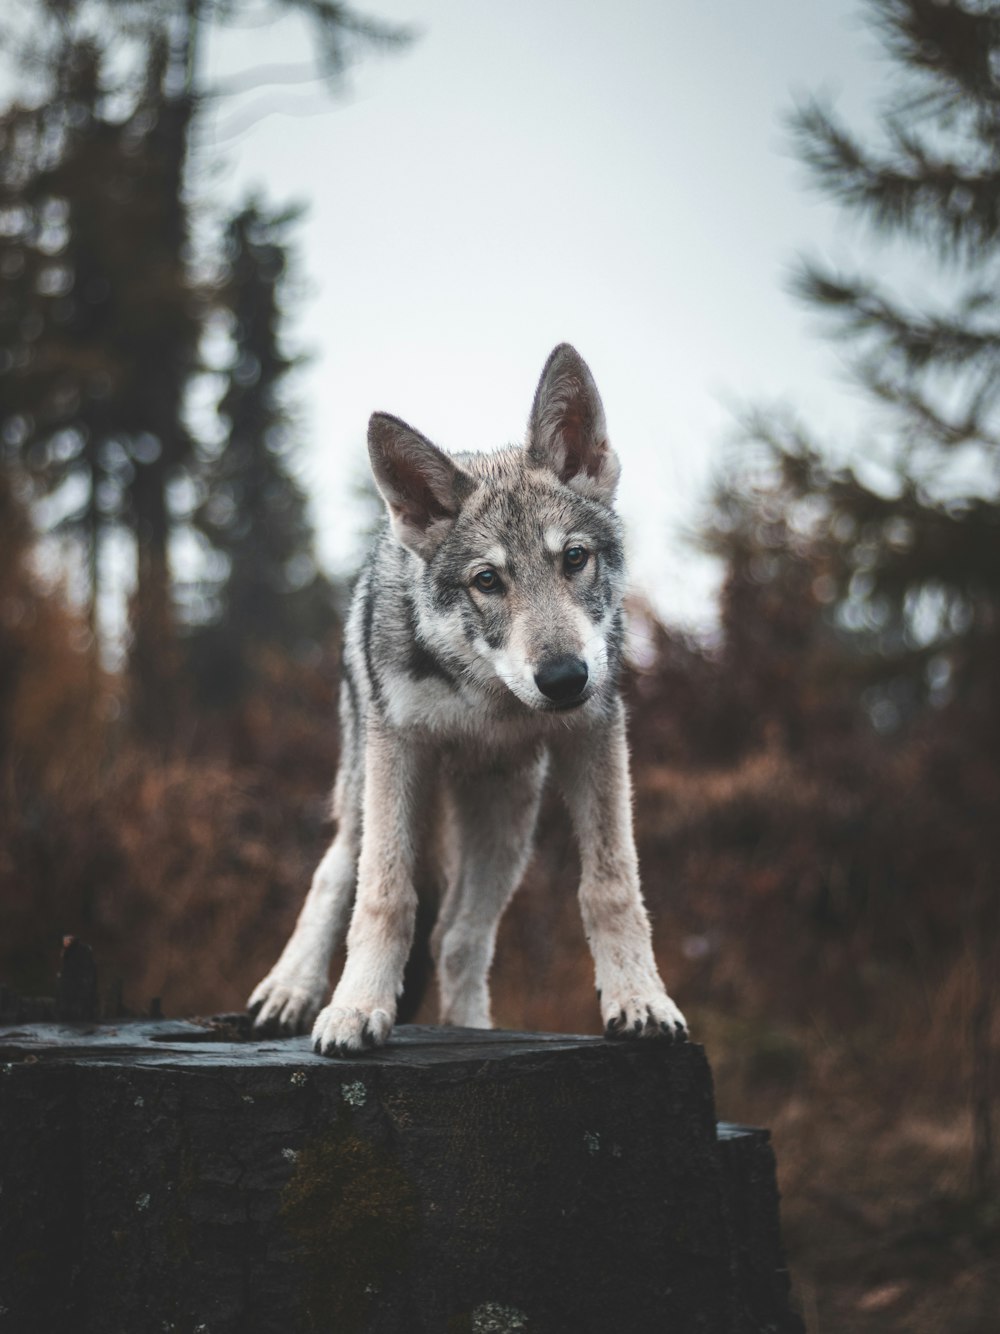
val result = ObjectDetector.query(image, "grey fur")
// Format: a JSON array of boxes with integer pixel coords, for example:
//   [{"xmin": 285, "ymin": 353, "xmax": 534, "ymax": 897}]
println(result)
[{"xmin": 248, "ymin": 344, "xmax": 687, "ymax": 1053}]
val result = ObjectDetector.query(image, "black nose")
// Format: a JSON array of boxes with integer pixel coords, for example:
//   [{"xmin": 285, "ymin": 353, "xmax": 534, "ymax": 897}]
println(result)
[{"xmin": 534, "ymin": 655, "xmax": 589, "ymax": 705}]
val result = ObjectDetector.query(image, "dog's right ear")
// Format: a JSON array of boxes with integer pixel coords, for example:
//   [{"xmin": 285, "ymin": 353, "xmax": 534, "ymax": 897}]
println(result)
[{"xmin": 368, "ymin": 413, "xmax": 471, "ymax": 559}]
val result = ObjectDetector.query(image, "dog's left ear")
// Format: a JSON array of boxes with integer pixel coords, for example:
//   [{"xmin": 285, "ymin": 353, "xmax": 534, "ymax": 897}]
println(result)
[{"xmin": 525, "ymin": 344, "xmax": 620, "ymax": 504}]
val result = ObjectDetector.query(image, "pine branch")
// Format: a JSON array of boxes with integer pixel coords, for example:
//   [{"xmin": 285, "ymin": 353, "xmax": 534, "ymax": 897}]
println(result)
[
  {"xmin": 269, "ymin": 0, "xmax": 415, "ymax": 80},
  {"xmin": 790, "ymin": 97, "xmax": 1000, "ymax": 256},
  {"xmin": 857, "ymin": 362, "xmax": 1000, "ymax": 454},
  {"xmin": 872, "ymin": 0, "xmax": 1000, "ymax": 115},
  {"xmin": 734, "ymin": 406, "xmax": 1000, "ymax": 612},
  {"xmin": 792, "ymin": 260, "xmax": 1000, "ymax": 378}
]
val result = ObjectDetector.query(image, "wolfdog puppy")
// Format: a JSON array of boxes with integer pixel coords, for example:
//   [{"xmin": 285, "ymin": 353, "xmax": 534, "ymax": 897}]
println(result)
[{"xmin": 248, "ymin": 344, "xmax": 687, "ymax": 1054}]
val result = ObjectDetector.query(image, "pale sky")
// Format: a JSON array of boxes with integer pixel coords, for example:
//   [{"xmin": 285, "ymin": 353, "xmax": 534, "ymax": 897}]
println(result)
[
  {"xmin": 18, "ymin": 1, "xmax": 896, "ymax": 633},
  {"xmin": 197, "ymin": 0, "xmax": 890, "ymax": 630}
]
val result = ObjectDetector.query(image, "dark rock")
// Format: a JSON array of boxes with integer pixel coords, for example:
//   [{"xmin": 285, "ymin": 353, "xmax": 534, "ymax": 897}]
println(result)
[{"xmin": 0, "ymin": 1020, "xmax": 803, "ymax": 1334}]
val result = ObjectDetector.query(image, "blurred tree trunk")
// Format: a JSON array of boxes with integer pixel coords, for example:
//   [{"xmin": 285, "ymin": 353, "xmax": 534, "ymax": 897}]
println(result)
[
  {"xmin": 970, "ymin": 867, "xmax": 995, "ymax": 1193},
  {"xmin": 126, "ymin": 11, "xmax": 200, "ymax": 744},
  {"xmin": 130, "ymin": 461, "xmax": 179, "ymax": 742}
]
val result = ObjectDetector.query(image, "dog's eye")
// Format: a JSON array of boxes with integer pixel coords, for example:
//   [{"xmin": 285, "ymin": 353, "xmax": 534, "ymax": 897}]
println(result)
[
  {"xmin": 564, "ymin": 546, "xmax": 589, "ymax": 574},
  {"xmin": 472, "ymin": 569, "xmax": 501, "ymax": 593}
]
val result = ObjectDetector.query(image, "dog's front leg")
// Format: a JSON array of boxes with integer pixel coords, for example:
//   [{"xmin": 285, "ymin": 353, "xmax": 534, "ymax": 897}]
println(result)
[
  {"xmin": 554, "ymin": 702, "xmax": 687, "ymax": 1041},
  {"xmin": 312, "ymin": 723, "xmax": 422, "ymax": 1055}
]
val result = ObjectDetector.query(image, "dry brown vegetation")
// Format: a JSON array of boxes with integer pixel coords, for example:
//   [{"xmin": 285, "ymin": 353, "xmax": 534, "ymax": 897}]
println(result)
[{"xmin": 2, "ymin": 479, "xmax": 998, "ymax": 1332}]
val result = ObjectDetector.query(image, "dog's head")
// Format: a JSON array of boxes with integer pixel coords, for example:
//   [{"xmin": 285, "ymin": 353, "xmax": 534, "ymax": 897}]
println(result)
[{"xmin": 368, "ymin": 344, "xmax": 626, "ymax": 712}]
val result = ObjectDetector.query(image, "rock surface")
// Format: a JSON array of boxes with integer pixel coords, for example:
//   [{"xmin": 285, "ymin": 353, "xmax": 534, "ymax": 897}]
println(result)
[{"xmin": 0, "ymin": 1019, "xmax": 802, "ymax": 1333}]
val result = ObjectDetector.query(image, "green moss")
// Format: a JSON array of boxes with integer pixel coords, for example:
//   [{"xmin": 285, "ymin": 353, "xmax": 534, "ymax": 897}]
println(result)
[
  {"xmin": 15, "ymin": 1246, "xmax": 44, "ymax": 1275},
  {"xmin": 280, "ymin": 1115, "xmax": 418, "ymax": 1333}
]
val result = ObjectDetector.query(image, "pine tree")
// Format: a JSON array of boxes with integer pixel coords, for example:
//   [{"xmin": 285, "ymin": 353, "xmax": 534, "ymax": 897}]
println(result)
[
  {"xmin": 707, "ymin": 0, "xmax": 1000, "ymax": 1190},
  {"xmin": 1, "ymin": 0, "xmax": 411, "ymax": 741},
  {"xmin": 766, "ymin": 0, "xmax": 1000, "ymax": 732},
  {"xmin": 191, "ymin": 198, "xmax": 338, "ymax": 701},
  {"xmin": 1, "ymin": 18, "xmax": 204, "ymax": 741},
  {"xmin": 0, "ymin": 35, "xmax": 127, "ymax": 637}
]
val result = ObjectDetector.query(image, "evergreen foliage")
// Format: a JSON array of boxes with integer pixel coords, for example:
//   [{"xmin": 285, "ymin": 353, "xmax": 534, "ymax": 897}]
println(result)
[
  {"xmin": 0, "ymin": 0, "xmax": 411, "ymax": 736},
  {"xmin": 701, "ymin": 0, "xmax": 1000, "ymax": 1191},
  {"xmin": 0, "ymin": 35, "xmax": 141, "ymax": 629},
  {"xmin": 709, "ymin": 0, "xmax": 1000, "ymax": 740},
  {"xmin": 190, "ymin": 199, "xmax": 339, "ymax": 700}
]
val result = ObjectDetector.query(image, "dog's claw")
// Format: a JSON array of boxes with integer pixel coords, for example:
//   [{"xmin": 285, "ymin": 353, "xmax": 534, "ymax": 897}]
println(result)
[
  {"xmin": 604, "ymin": 1008, "xmax": 628, "ymax": 1038},
  {"xmin": 311, "ymin": 1003, "xmax": 393, "ymax": 1056},
  {"xmin": 248, "ymin": 976, "xmax": 324, "ymax": 1037},
  {"xmin": 603, "ymin": 989, "xmax": 687, "ymax": 1041}
]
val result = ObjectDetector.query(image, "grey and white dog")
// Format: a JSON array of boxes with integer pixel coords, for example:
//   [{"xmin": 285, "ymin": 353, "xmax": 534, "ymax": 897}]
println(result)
[{"xmin": 248, "ymin": 344, "xmax": 687, "ymax": 1054}]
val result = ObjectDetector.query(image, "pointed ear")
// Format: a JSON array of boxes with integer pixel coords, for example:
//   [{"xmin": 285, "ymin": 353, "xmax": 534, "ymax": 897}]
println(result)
[
  {"xmin": 525, "ymin": 344, "xmax": 620, "ymax": 504},
  {"xmin": 368, "ymin": 413, "xmax": 470, "ymax": 558}
]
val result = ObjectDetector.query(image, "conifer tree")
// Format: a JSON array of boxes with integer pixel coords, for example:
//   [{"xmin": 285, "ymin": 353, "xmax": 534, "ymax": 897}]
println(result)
[
  {"xmin": 0, "ymin": 35, "xmax": 127, "ymax": 637},
  {"xmin": 706, "ymin": 0, "xmax": 1000, "ymax": 1189},
  {"xmin": 736, "ymin": 0, "xmax": 1000, "ymax": 734},
  {"xmin": 0, "ymin": 0, "xmax": 411, "ymax": 740},
  {"xmin": 191, "ymin": 198, "xmax": 338, "ymax": 700},
  {"xmin": 1, "ymin": 19, "xmax": 203, "ymax": 740}
]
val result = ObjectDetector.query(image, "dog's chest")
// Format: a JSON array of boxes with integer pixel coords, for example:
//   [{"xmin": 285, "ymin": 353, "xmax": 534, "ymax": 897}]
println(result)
[
  {"xmin": 379, "ymin": 664, "xmax": 558, "ymax": 753},
  {"xmin": 381, "ymin": 669, "xmax": 478, "ymax": 733}
]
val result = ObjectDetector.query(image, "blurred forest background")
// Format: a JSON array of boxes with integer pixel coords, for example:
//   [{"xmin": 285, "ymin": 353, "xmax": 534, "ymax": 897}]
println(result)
[{"xmin": 1, "ymin": 1, "xmax": 999, "ymax": 1330}]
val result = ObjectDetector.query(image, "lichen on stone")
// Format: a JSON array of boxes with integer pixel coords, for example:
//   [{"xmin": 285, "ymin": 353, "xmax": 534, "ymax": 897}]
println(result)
[
  {"xmin": 471, "ymin": 1301, "xmax": 529, "ymax": 1332},
  {"xmin": 341, "ymin": 1080, "xmax": 367, "ymax": 1107}
]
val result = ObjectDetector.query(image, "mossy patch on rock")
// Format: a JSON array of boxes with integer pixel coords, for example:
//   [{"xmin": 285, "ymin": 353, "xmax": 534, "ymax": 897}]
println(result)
[{"xmin": 280, "ymin": 1114, "xmax": 418, "ymax": 1334}]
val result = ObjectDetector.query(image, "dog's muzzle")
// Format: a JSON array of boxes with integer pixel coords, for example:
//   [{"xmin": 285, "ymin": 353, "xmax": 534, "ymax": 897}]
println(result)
[{"xmin": 534, "ymin": 655, "xmax": 589, "ymax": 708}]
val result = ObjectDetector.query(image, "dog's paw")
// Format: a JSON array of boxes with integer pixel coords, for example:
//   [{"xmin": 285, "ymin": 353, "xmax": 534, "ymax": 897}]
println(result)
[
  {"xmin": 311, "ymin": 1003, "xmax": 393, "ymax": 1056},
  {"xmin": 601, "ymin": 988, "xmax": 688, "ymax": 1042},
  {"xmin": 247, "ymin": 974, "xmax": 325, "ymax": 1036}
]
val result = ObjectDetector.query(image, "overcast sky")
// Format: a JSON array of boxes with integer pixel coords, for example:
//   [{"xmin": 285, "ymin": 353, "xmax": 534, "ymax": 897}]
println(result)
[{"xmin": 40, "ymin": 1, "xmax": 899, "ymax": 631}]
